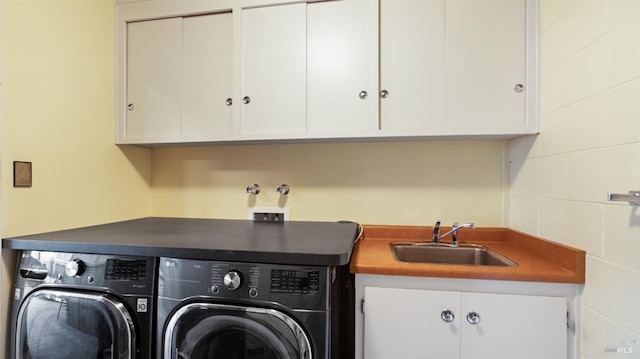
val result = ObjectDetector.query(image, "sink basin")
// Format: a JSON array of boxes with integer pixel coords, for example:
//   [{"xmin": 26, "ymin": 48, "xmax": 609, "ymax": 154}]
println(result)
[{"xmin": 391, "ymin": 243, "xmax": 517, "ymax": 267}]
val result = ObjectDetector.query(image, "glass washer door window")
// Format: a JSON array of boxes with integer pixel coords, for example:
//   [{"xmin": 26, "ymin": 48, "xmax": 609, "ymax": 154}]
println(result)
[
  {"xmin": 165, "ymin": 303, "xmax": 312, "ymax": 359},
  {"xmin": 15, "ymin": 289, "xmax": 135, "ymax": 359}
]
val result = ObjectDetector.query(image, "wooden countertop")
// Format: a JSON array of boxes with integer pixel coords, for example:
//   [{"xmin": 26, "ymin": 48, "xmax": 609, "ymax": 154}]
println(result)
[{"xmin": 350, "ymin": 225, "xmax": 585, "ymax": 284}]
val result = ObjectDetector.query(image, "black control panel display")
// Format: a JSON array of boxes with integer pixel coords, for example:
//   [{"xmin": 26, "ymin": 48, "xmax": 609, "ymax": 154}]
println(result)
[
  {"xmin": 105, "ymin": 259, "xmax": 147, "ymax": 280},
  {"xmin": 270, "ymin": 269, "xmax": 319, "ymax": 294}
]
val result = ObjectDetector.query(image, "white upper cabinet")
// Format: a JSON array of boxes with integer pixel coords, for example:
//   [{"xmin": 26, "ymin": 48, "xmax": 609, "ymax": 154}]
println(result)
[
  {"xmin": 116, "ymin": 0, "xmax": 538, "ymax": 145},
  {"xmin": 445, "ymin": 0, "xmax": 527, "ymax": 132},
  {"xmin": 307, "ymin": 0, "xmax": 377, "ymax": 134},
  {"xmin": 125, "ymin": 18, "xmax": 182, "ymax": 140},
  {"xmin": 117, "ymin": 0, "xmax": 375, "ymax": 144},
  {"xmin": 118, "ymin": 10, "xmax": 233, "ymax": 144},
  {"xmin": 240, "ymin": 0, "xmax": 376, "ymax": 138},
  {"xmin": 182, "ymin": 14, "xmax": 233, "ymax": 139},
  {"xmin": 379, "ymin": 0, "xmax": 446, "ymax": 131},
  {"xmin": 380, "ymin": 0, "xmax": 536, "ymax": 137},
  {"xmin": 241, "ymin": 4, "xmax": 307, "ymax": 136}
]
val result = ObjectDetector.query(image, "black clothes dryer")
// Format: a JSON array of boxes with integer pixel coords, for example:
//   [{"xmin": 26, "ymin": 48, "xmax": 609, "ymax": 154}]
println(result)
[{"xmin": 9, "ymin": 250, "xmax": 157, "ymax": 359}]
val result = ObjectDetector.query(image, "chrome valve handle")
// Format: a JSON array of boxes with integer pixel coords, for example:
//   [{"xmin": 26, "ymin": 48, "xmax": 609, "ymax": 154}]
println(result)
[
  {"xmin": 276, "ymin": 184, "xmax": 290, "ymax": 196},
  {"xmin": 246, "ymin": 184, "xmax": 260, "ymax": 195}
]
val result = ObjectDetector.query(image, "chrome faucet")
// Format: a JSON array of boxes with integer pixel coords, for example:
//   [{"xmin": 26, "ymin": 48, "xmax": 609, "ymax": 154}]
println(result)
[
  {"xmin": 432, "ymin": 221, "xmax": 441, "ymax": 243},
  {"xmin": 432, "ymin": 221, "xmax": 475, "ymax": 246}
]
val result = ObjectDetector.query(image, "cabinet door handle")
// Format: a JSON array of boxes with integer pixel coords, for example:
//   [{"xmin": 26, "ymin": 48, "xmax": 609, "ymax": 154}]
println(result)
[
  {"xmin": 359, "ymin": 91, "xmax": 368, "ymax": 100},
  {"xmin": 466, "ymin": 311, "xmax": 481, "ymax": 325},
  {"xmin": 514, "ymin": 84, "xmax": 525, "ymax": 93},
  {"xmin": 242, "ymin": 96, "xmax": 251, "ymax": 104},
  {"xmin": 127, "ymin": 103, "xmax": 134, "ymax": 111},
  {"xmin": 380, "ymin": 90, "xmax": 389, "ymax": 99},
  {"xmin": 225, "ymin": 98, "xmax": 233, "ymax": 106},
  {"xmin": 441, "ymin": 309, "xmax": 455, "ymax": 323}
]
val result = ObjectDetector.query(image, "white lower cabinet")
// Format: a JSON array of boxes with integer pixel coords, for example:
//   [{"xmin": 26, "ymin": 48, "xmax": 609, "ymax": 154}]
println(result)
[{"xmin": 357, "ymin": 275, "xmax": 577, "ymax": 359}]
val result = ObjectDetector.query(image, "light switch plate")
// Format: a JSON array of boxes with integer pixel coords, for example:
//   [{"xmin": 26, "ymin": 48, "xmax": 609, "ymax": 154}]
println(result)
[{"xmin": 13, "ymin": 161, "xmax": 32, "ymax": 187}]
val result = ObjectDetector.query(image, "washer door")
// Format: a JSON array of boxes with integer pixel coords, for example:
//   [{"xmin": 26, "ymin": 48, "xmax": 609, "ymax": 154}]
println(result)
[
  {"xmin": 165, "ymin": 303, "xmax": 312, "ymax": 359},
  {"xmin": 15, "ymin": 289, "xmax": 135, "ymax": 359}
]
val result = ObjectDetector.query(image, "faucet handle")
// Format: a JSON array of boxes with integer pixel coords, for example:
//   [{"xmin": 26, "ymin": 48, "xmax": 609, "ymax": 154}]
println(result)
[
  {"xmin": 451, "ymin": 222, "xmax": 459, "ymax": 246},
  {"xmin": 432, "ymin": 221, "xmax": 441, "ymax": 242}
]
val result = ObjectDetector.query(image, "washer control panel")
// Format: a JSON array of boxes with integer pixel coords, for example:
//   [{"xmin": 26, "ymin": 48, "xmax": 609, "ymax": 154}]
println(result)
[
  {"xmin": 159, "ymin": 258, "xmax": 329, "ymax": 311},
  {"xmin": 270, "ymin": 269, "xmax": 320, "ymax": 295}
]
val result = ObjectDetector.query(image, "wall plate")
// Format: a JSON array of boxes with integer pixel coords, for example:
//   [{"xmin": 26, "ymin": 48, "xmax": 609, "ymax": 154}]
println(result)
[
  {"xmin": 248, "ymin": 207, "xmax": 290, "ymax": 221},
  {"xmin": 13, "ymin": 161, "xmax": 32, "ymax": 187}
]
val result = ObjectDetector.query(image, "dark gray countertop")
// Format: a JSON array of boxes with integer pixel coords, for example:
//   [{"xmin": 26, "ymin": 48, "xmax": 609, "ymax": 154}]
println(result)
[{"xmin": 2, "ymin": 217, "xmax": 360, "ymax": 266}]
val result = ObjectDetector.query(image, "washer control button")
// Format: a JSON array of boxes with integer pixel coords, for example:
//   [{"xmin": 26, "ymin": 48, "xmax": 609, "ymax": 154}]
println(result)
[
  {"xmin": 249, "ymin": 287, "xmax": 258, "ymax": 297},
  {"xmin": 223, "ymin": 270, "xmax": 243, "ymax": 291},
  {"xmin": 211, "ymin": 285, "xmax": 220, "ymax": 294}
]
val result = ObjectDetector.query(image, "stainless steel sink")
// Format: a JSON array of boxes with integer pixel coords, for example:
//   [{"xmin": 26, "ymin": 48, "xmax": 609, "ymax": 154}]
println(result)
[{"xmin": 391, "ymin": 243, "xmax": 517, "ymax": 267}]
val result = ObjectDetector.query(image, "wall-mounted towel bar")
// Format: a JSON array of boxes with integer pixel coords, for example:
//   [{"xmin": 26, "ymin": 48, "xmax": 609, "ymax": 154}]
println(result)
[{"xmin": 607, "ymin": 191, "xmax": 640, "ymax": 205}]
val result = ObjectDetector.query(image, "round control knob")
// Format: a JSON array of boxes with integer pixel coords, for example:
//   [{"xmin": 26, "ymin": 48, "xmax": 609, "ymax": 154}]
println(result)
[
  {"xmin": 65, "ymin": 259, "xmax": 86, "ymax": 277},
  {"xmin": 249, "ymin": 287, "xmax": 258, "ymax": 297},
  {"xmin": 223, "ymin": 270, "xmax": 243, "ymax": 291}
]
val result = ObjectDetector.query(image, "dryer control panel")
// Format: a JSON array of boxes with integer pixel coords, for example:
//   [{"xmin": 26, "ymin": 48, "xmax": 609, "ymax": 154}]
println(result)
[{"xmin": 16, "ymin": 251, "xmax": 157, "ymax": 296}]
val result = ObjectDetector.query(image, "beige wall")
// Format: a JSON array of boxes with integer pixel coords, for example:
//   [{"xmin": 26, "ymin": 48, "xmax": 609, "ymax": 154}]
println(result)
[
  {"xmin": 1, "ymin": 0, "xmax": 152, "ymax": 353},
  {"xmin": 1, "ymin": 0, "xmax": 152, "ymax": 237},
  {"xmin": 510, "ymin": 0, "xmax": 640, "ymax": 356},
  {"xmin": 150, "ymin": 141, "xmax": 508, "ymax": 227}
]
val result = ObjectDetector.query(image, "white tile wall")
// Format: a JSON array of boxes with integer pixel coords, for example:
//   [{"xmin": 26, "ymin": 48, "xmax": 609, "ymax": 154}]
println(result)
[{"xmin": 510, "ymin": 0, "xmax": 640, "ymax": 357}]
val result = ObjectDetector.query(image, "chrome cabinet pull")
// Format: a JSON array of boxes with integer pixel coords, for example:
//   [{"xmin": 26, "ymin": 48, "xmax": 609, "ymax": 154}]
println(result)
[
  {"xmin": 359, "ymin": 91, "xmax": 368, "ymax": 99},
  {"xmin": 514, "ymin": 84, "xmax": 525, "ymax": 93},
  {"xmin": 441, "ymin": 309, "xmax": 455, "ymax": 323},
  {"xmin": 380, "ymin": 90, "xmax": 389, "ymax": 99},
  {"xmin": 127, "ymin": 103, "xmax": 134, "ymax": 111},
  {"xmin": 225, "ymin": 98, "xmax": 233, "ymax": 106},
  {"xmin": 466, "ymin": 311, "xmax": 481, "ymax": 325},
  {"xmin": 242, "ymin": 96, "xmax": 251, "ymax": 104}
]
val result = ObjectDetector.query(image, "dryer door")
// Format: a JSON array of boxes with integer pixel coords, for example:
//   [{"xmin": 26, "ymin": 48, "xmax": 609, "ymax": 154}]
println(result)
[
  {"xmin": 15, "ymin": 289, "xmax": 136, "ymax": 359},
  {"xmin": 164, "ymin": 303, "xmax": 312, "ymax": 359}
]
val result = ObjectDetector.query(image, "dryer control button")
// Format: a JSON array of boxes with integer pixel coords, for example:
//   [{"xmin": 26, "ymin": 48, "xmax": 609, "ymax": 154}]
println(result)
[
  {"xmin": 223, "ymin": 270, "xmax": 243, "ymax": 291},
  {"xmin": 65, "ymin": 259, "xmax": 86, "ymax": 277},
  {"xmin": 211, "ymin": 285, "xmax": 220, "ymax": 294}
]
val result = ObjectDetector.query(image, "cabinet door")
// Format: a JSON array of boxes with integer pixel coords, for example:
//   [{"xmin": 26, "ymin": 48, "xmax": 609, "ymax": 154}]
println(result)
[
  {"xmin": 445, "ymin": 0, "xmax": 526, "ymax": 131},
  {"xmin": 182, "ymin": 13, "xmax": 233, "ymax": 138},
  {"xmin": 461, "ymin": 293, "xmax": 567, "ymax": 359},
  {"xmin": 307, "ymin": 0, "xmax": 374, "ymax": 133},
  {"xmin": 126, "ymin": 18, "xmax": 182, "ymax": 139},
  {"xmin": 241, "ymin": 4, "xmax": 307, "ymax": 135},
  {"xmin": 379, "ymin": 0, "xmax": 446, "ymax": 131},
  {"xmin": 364, "ymin": 287, "xmax": 461, "ymax": 359}
]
